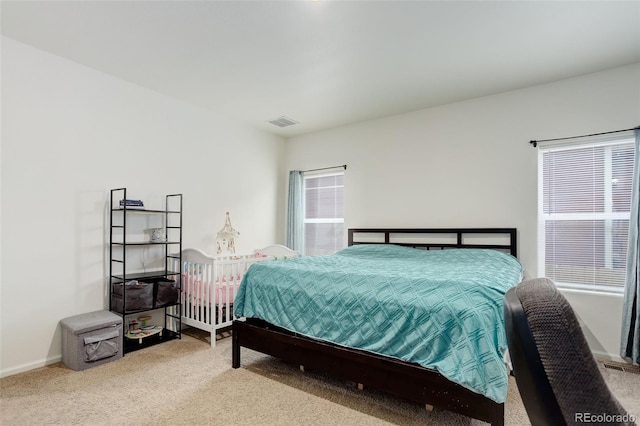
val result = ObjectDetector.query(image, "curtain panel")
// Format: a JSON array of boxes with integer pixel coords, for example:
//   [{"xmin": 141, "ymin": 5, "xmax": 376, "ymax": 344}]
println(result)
[
  {"xmin": 621, "ymin": 128, "xmax": 640, "ymax": 364},
  {"xmin": 286, "ymin": 170, "xmax": 304, "ymax": 253}
]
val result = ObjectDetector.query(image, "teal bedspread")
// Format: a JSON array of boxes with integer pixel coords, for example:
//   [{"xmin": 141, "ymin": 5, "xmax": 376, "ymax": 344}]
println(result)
[{"xmin": 234, "ymin": 244, "xmax": 524, "ymax": 403}]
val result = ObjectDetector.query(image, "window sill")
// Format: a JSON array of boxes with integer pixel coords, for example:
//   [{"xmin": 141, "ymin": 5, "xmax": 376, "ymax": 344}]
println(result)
[{"xmin": 554, "ymin": 281, "xmax": 625, "ymax": 296}]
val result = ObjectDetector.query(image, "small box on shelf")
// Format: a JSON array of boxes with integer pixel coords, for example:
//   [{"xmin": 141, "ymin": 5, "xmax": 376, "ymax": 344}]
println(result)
[{"xmin": 119, "ymin": 199, "xmax": 145, "ymax": 209}]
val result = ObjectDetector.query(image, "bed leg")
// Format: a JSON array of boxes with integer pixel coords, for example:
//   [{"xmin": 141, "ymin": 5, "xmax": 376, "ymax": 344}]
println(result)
[
  {"xmin": 300, "ymin": 365, "xmax": 305, "ymax": 372},
  {"xmin": 425, "ymin": 404, "xmax": 434, "ymax": 412},
  {"xmin": 232, "ymin": 323, "xmax": 240, "ymax": 369},
  {"xmin": 357, "ymin": 383, "xmax": 364, "ymax": 391},
  {"xmin": 490, "ymin": 404, "xmax": 505, "ymax": 426}
]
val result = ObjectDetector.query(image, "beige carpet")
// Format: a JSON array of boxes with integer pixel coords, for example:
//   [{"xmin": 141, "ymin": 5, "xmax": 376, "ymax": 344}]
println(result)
[{"xmin": 1, "ymin": 328, "xmax": 638, "ymax": 426}]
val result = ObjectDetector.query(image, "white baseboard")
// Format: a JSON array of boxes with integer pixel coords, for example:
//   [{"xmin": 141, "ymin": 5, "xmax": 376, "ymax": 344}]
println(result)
[
  {"xmin": 592, "ymin": 350, "xmax": 626, "ymax": 364},
  {"xmin": 0, "ymin": 355, "xmax": 62, "ymax": 379}
]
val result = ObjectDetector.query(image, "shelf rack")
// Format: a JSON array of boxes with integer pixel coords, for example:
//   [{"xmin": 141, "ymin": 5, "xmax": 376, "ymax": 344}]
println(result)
[{"xmin": 109, "ymin": 188, "xmax": 182, "ymax": 354}]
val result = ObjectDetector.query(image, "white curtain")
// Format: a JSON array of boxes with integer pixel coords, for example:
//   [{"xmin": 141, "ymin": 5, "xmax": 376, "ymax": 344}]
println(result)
[
  {"xmin": 286, "ymin": 170, "xmax": 304, "ymax": 253},
  {"xmin": 621, "ymin": 128, "xmax": 640, "ymax": 364}
]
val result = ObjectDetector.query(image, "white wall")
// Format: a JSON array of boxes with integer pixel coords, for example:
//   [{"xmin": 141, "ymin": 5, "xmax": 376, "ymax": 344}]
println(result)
[
  {"xmin": 285, "ymin": 63, "xmax": 640, "ymax": 361},
  {"xmin": 0, "ymin": 37, "xmax": 285, "ymax": 377}
]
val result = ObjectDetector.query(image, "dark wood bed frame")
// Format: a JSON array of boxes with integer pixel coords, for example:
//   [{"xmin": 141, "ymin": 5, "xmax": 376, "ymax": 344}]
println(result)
[{"xmin": 232, "ymin": 228, "xmax": 518, "ymax": 426}]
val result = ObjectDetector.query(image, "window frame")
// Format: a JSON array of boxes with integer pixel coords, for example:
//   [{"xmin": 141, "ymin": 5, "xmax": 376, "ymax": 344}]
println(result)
[
  {"xmin": 301, "ymin": 170, "xmax": 345, "ymax": 256},
  {"xmin": 537, "ymin": 136, "xmax": 634, "ymax": 294}
]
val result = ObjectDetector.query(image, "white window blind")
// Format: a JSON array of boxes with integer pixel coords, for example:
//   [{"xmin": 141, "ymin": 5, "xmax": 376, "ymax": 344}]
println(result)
[
  {"xmin": 538, "ymin": 136, "xmax": 635, "ymax": 290},
  {"xmin": 303, "ymin": 172, "xmax": 345, "ymax": 256}
]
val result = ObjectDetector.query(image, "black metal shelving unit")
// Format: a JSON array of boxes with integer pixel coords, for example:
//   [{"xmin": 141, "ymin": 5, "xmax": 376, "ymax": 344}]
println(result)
[{"xmin": 109, "ymin": 188, "xmax": 182, "ymax": 354}]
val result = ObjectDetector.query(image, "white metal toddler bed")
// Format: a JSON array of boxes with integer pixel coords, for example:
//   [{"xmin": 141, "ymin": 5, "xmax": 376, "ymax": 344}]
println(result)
[{"xmin": 179, "ymin": 245, "xmax": 298, "ymax": 346}]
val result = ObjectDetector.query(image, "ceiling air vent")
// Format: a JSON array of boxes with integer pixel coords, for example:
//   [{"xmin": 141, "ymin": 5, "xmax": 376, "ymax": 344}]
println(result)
[{"xmin": 268, "ymin": 116, "xmax": 299, "ymax": 128}]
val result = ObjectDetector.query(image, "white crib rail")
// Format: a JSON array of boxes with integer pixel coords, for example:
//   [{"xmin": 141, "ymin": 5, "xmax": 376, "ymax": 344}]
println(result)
[
  {"xmin": 211, "ymin": 255, "xmax": 261, "ymax": 325},
  {"xmin": 179, "ymin": 246, "xmax": 298, "ymax": 347}
]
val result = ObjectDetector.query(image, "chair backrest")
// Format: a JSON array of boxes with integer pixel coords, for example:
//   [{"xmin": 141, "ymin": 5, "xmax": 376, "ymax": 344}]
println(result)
[{"xmin": 503, "ymin": 278, "xmax": 634, "ymax": 426}]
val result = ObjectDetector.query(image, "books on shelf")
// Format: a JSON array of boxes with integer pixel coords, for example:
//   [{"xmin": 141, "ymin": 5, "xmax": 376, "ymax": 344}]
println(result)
[{"xmin": 119, "ymin": 199, "xmax": 145, "ymax": 209}]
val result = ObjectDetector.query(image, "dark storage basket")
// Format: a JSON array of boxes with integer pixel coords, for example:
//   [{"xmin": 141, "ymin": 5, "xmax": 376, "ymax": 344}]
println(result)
[
  {"xmin": 154, "ymin": 278, "xmax": 179, "ymax": 307},
  {"xmin": 111, "ymin": 281, "xmax": 153, "ymax": 312}
]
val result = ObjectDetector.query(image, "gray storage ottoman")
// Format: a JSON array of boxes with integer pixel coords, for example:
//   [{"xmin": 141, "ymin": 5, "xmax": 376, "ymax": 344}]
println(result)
[{"xmin": 60, "ymin": 310, "xmax": 123, "ymax": 371}]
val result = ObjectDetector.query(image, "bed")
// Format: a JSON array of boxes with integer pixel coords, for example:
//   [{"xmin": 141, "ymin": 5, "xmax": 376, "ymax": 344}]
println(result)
[
  {"xmin": 232, "ymin": 228, "xmax": 522, "ymax": 425},
  {"xmin": 180, "ymin": 245, "xmax": 298, "ymax": 346}
]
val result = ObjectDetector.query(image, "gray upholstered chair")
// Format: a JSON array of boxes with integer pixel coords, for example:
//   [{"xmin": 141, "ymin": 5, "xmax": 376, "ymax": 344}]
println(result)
[{"xmin": 503, "ymin": 278, "xmax": 635, "ymax": 426}]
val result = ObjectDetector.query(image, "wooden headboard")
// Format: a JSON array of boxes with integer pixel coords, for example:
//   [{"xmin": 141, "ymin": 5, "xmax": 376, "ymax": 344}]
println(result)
[{"xmin": 347, "ymin": 228, "xmax": 518, "ymax": 258}]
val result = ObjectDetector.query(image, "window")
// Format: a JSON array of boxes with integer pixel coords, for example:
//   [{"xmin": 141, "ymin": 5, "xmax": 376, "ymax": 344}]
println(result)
[
  {"xmin": 303, "ymin": 172, "xmax": 345, "ymax": 256},
  {"xmin": 538, "ymin": 135, "xmax": 635, "ymax": 291}
]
